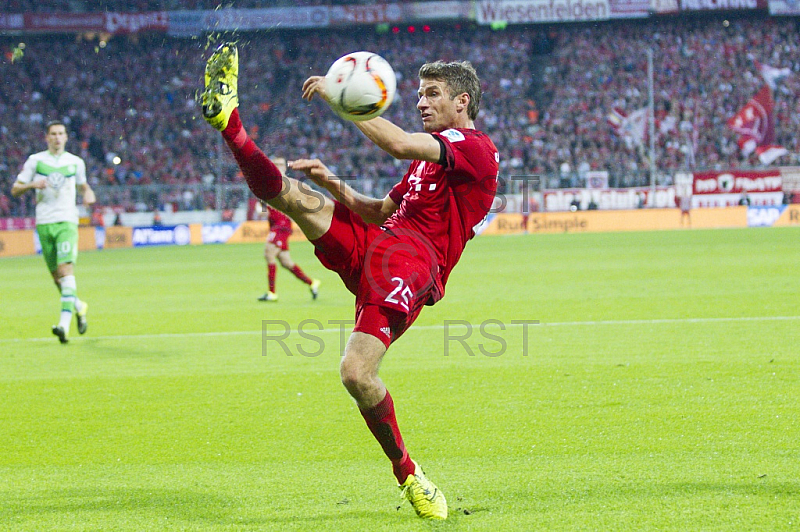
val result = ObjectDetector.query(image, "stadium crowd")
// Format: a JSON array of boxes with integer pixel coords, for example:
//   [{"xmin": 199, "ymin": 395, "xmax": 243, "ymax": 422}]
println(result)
[{"xmin": 2, "ymin": 14, "xmax": 798, "ymax": 217}]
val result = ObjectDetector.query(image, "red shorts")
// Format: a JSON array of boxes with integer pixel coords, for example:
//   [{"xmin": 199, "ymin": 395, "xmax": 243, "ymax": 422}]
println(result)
[
  {"xmin": 267, "ymin": 228, "xmax": 291, "ymax": 251},
  {"xmin": 312, "ymin": 201, "xmax": 437, "ymax": 347}
]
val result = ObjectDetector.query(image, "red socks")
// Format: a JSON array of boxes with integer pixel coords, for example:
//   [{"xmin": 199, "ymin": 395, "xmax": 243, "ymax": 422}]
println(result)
[
  {"xmin": 221, "ymin": 109, "xmax": 283, "ymax": 201},
  {"xmin": 268, "ymin": 263, "xmax": 276, "ymax": 293},
  {"xmin": 290, "ymin": 265, "xmax": 313, "ymax": 285},
  {"xmin": 360, "ymin": 390, "xmax": 416, "ymax": 483}
]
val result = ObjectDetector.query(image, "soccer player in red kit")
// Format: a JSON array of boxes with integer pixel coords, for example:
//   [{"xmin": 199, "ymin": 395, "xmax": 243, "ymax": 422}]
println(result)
[
  {"xmin": 202, "ymin": 44, "xmax": 498, "ymax": 520},
  {"xmin": 257, "ymin": 155, "xmax": 321, "ymax": 302}
]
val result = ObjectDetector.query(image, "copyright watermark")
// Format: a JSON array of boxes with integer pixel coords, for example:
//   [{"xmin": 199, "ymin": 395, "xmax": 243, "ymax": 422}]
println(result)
[{"xmin": 261, "ymin": 318, "xmax": 539, "ymax": 357}]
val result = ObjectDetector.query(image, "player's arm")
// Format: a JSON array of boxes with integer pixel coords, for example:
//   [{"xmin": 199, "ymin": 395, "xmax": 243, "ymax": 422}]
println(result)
[
  {"xmin": 11, "ymin": 158, "xmax": 45, "ymax": 197},
  {"xmin": 80, "ymin": 183, "xmax": 96, "ymax": 205},
  {"xmin": 352, "ymin": 117, "xmax": 443, "ymax": 163},
  {"xmin": 301, "ymin": 76, "xmax": 442, "ymax": 163},
  {"xmin": 289, "ymin": 158, "xmax": 399, "ymax": 224},
  {"xmin": 11, "ymin": 179, "xmax": 46, "ymax": 197}
]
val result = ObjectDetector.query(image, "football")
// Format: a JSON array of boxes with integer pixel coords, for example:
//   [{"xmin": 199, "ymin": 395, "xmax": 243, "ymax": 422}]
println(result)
[{"xmin": 324, "ymin": 51, "xmax": 396, "ymax": 122}]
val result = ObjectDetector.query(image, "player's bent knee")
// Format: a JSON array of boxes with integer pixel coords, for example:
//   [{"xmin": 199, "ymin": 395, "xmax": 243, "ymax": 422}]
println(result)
[{"xmin": 339, "ymin": 358, "xmax": 375, "ymax": 394}]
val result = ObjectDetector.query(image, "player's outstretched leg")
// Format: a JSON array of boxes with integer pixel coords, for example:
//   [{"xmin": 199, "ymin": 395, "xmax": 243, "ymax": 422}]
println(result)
[{"xmin": 201, "ymin": 42, "xmax": 333, "ymax": 240}]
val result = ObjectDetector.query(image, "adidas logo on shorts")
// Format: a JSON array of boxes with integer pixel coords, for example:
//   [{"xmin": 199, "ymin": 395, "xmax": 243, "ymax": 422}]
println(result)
[{"xmin": 380, "ymin": 326, "xmax": 391, "ymax": 338}]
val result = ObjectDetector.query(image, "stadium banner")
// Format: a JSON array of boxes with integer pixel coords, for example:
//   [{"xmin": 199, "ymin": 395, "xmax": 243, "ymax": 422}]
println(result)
[
  {"xmin": 166, "ymin": 10, "xmax": 207, "ymax": 36},
  {"xmin": 105, "ymin": 12, "xmax": 168, "ymax": 34},
  {"xmin": 329, "ymin": 4, "xmax": 404, "ymax": 25},
  {"xmin": 476, "ymin": 0, "xmax": 611, "ymax": 24},
  {"xmin": 206, "ymin": 7, "xmax": 329, "ymax": 31},
  {"xmin": 678, "ymin": 0, "xmax": 767, "ymax": 10},
  {"xmin": 0, "ymin": 217, "xmax": 36, "ymax": 231},
  {"xmin": 609, "ymin": 0, "xmax": 651, "ymax": 17},
  {"xmin": 226, "ymin": 220, "xmax": 308, "ymax": 244},
  {"xmin": 328, "ymin": 2, "xmax": 472, "ymax": 25},
  {"xmin": 773, "ymin": 205, "xmax": 800, "ymax": 226},
  {"xmin": 0, "ymin": 13, "xmax": 24, "ymax": 31},
  {"xmin": 586, "ymin": 171, "xmax": 610, "ymax": 189},
  {"xmin": 482, "ymin": 207, "xmax": 748, "ymax": 234},
  {"xmin": 104, "ymin": 226, "xmax": 133, "ymax": 249},
  {"xmin": 406, "ymin": 1, "xmax": 474, "ymax": 19},
  {"xmin": 131, "ymin": 224, "xmax": 192, "ymax": 247},
  {"xmin": 201, "ymin": 222, "xmax": 238, "ymax": 244},
  {"xmin": 651, "ymin": 0, "xmax": 680, "ymax": 13},
  {"xmin": 769, "ymin": 0, "xmax": 800, "ymax": 13},
  {"xmin": 780, "ymin": 166, "xmax": 800, "ymax": 192},
  {"xmin": 691, "ymin": 169, "xmax": 783, "ymax": 207},
  {"xmin": 746, "ymin": 205, "xmax": 788, "ymax": 227},
  {"xmin": 226, "ymin": 221, "xmax": 271, "ymax": 244},
  {"xmin": 2, "ymin": 11, "xmax": 168, "ymax": 33},
  {"xmin": 543, "ymin": 187, "xmax": 675, "ymax": 211},
  {"xmin": 78, "ymin": 226, "xmax": 98, "ymax": 252},
  {"xmin": 24, "ymin": 13, "xmax": 106, "ymax": 32},
  {"xmin": 0, "ymin": 229, "xmax": 35, "ymax": 258}
]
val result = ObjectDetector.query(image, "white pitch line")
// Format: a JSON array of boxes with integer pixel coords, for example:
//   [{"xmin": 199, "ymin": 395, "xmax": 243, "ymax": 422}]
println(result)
[{"xmin": 2, "ymin": 315, "xmax": 799, "ymax": 344}]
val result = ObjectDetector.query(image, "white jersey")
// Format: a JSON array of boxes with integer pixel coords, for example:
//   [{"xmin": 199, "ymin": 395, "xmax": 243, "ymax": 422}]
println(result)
[{"xmin": 16, "ymin": 150, "xmax": 87, "ymax": 225}]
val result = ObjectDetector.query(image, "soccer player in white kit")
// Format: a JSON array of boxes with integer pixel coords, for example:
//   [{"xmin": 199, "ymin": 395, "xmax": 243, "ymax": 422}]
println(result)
[{"xmin": 12, "ymin": 120, "xmax": 96, "ymax": 344}]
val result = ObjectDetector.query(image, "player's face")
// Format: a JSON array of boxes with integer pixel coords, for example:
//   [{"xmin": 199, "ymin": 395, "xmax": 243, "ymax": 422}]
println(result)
[
  {"xmin": 45, "ymin": 125, "xmax": 68, "ymax": 153},
  {"xmin": 417, "ymin": 79, "xmax": 459, "ymax": 133}
]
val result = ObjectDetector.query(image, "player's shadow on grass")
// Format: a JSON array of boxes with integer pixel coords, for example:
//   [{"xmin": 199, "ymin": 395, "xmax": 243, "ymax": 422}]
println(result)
[
  {"xmin": 76, "ymin": 338, "xmax": 175, "ymax": 359},
  {"xmin": 1, "ymin": 488, "xmax": 429, "ymax": 527},
  {"xmin": 1, "ymin": 487, "xmax": 233, "ymax": 524}
]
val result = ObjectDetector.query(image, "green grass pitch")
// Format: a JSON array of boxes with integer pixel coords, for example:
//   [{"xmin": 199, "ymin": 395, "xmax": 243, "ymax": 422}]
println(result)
[{"xmin": 1, "ymin": 227, "xmax": 798, "ymax": 531}]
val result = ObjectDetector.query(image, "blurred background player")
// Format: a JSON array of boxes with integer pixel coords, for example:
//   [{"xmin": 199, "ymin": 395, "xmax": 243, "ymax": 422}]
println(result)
[
  {"xmin": 11, "ymin": 120, "xmax": 95, "ymax": 344},
  {"xmin": 677, "ymin": 193, "xmax": 692, "ymax": 227},
  {"xmin": 257, "ymin": 155, "xmax": 321, "ymax": 302}
]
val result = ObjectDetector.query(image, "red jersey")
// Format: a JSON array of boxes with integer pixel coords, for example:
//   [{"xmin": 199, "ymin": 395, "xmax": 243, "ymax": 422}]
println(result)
[
  {"xmin": 266, "ymin": 205, "xmax": 292, "ymax": 232},
  {"xmin": 385, "ymin": 128, "xmax": 498, "ymax": 303}
]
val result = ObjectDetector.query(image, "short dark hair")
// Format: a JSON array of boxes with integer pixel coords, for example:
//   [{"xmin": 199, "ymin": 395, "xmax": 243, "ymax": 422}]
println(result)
[
  {"xmin": 45, "ymin": 120, "xmax": 66, "ymax": 133},
  {"xmin": 419, "ymin": 61, "xmax": 482, "ymax": 120}
]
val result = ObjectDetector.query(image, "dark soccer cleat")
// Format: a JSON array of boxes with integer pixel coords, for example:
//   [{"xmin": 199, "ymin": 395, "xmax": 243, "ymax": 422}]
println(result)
[{"xmin": 52, "ymin": 325, "xmax": 68, "ymax": 344}]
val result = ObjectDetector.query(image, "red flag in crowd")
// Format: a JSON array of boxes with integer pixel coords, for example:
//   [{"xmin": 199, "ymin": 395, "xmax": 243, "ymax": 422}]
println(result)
[{"xmin": 727, "ymin": 84, "xmax": 788, "ymax": 166}]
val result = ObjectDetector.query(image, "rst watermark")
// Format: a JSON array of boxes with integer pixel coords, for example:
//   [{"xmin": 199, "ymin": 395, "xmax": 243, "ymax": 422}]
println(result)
[{"xmin": 262, "ymin": 319, "xmax": 539, "ymax": 357}]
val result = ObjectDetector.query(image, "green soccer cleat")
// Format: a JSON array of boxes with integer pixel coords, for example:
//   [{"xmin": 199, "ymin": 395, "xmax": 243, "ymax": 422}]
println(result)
[
  {"xmin": 257, "ymin": 291, "xmax": 278, "ymax": 302},
  {"xmin": 52, "ymin": 325, "xmax": 68, "ymax": 344},
  {"xmin": 202, "ymin": 42, "xmax": 239, "ymax": 131},
  {"xmin": 399, "ymin": 461, "xmax": 447, "ymax": 520},
  {"xmin": 76, "ymin": 301, "xmax": 88, "ymax": 335},
  {"xmin": 310, "ymin": 279, "xmax": 321, "ymax": 300}
]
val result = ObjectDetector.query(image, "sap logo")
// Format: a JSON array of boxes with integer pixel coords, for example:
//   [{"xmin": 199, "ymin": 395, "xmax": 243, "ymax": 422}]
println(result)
[
  {"xmin": 747, "ymin": 207, "xmax": 784, "ymax": 227},
  {"xmin": 202, "ymin": 224, "xmax": 236, "ymax": 244}
]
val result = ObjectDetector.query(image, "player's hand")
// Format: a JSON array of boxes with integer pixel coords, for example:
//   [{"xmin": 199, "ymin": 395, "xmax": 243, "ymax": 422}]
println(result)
[
  {"xmin": 288, "ymin": 159, "xmax": 335, "ymax": 189},
  {"xmin": 31, "ymin": 180, "xmax": 47, "ymax": 190},
  {"xmin": 301, "ymin": 76, "xmax": 328, "ymax": 102},
  {"xmin": 82, "ymin": 188, "xmax": 96, "ymax": 206}
]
